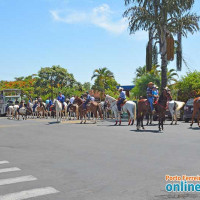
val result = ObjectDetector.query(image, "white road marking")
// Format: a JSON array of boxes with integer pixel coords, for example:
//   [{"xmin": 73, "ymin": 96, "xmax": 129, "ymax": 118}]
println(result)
[
  {"xmin": 0, "ymin": 175, "xmax": 37, "ymax": 186},
  {"xmin": 0, "ymin": 161, "xmax": 9, "ymax": 164},
  {"xmin": 0, "ymin": 187, "xmax": 59, "ymax": 200},
  {"xmin": 0, "ymin": 167, "xmax": 21, "ymax": 174}
]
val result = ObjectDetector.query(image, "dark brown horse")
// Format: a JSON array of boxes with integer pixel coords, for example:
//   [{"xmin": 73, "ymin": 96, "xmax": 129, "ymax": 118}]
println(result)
[
  {"xmin": 136, "ymin": 99, "xmax": 152, "ymax": 130},
  {"xmin": 74, "ymin": 97, "xmax": 103, "ymax": 124},
  {"xmin": 156, "ymin": 89, "xmax": 172, "ymax": 131},
  {"xmin": 190, "ymin": 97, "xmax": 200, "ymax": 128},
  {"xmin": 137, "ymin": 89, "xmax": 172, "ymax": 131}
]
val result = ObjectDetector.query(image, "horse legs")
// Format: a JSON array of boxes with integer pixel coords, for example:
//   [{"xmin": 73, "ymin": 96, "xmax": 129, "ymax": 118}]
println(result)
[
  {"xmin": 136, "ymin": 117, "xmax": 140, "ymax": 130},
  {"xmin": 190, "ymin": 108, "xmax": 196, "ymax": 127},
  {"xmin": 197, "ymin": 111, "xmax": 200, "ymax": 128},
  {"xmin": 158, "ymin": 116, "xmax": 161, "ymax": 131}
]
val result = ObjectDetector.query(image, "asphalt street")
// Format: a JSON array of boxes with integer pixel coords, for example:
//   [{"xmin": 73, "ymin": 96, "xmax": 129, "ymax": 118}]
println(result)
[{"xmin": 0, "ymin": 117, "xmax": 200, "ymax": 200}]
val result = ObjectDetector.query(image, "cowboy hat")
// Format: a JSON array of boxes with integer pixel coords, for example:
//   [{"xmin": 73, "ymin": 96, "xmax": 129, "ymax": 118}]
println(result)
[
  {"xmin": 118, "ymin": 87, "xmax": 124, "ymax": 91},
  {"xmin": 148, "ymin": 82, "xmax": 154, "ymax": 85},
  {"xmin": 164, "ymin": 87, "xmax": 170, "ymax": 91}
]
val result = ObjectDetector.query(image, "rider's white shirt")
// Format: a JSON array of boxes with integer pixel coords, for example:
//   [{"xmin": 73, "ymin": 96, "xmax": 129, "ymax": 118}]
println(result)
[
  {"xmin": 70, "ymin": 97, "xmax": 75, "ymax": 104},
  {"xmin": 91, "ymin": 97, "xmax": 95, "ymax": 102}
]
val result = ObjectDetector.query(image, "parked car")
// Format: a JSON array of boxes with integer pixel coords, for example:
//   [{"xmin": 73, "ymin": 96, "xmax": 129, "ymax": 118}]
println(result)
[{"xmin": 183, "ymin": 98, "xmax": 197, "ymax": 122}]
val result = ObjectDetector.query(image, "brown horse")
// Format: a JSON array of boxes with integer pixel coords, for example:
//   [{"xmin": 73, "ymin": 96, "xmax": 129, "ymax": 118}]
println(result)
[
  {"xmin": 137, "ymin": 89, "xmax": 172, "ymax": 131},
  {"xmin": 156, "ymin": 89, "xmax": 172, "ymax": 131},
  {"xmin": 74, "ymin": 97, "xmax": 103, "ymax": 124},
  {"xmin": 67, "ymin": 104, "xmax": 79, "ymax": 120},
  {"xmin": 190, "ymin": 97, "xmax": 200, "ymax": 127},
  {"xmin": 136, "ymin": 99, "xmax": 152, "ymax": 130}
]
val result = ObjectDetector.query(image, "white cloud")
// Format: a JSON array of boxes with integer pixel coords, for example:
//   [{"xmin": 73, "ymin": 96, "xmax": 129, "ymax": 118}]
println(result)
[{"xmin": 50, "ymin": 4, "xmax": 128, "ymax": 35}]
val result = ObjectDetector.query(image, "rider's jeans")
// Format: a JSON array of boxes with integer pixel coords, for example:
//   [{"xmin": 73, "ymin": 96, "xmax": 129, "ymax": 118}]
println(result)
[
  {"xmin": 117, "ymin": 98, "xmax": 125, "ymax": 111},
  {"xmin": 147, "ymin": 97, "xmax": 154, "ymax": 111}
]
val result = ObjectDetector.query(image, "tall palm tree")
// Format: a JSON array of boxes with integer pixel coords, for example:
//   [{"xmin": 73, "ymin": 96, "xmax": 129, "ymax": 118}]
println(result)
[
  {"xmin": 136, "ymin": 66, "xmax": 146, "ymax": 78},
  {"xmin": 167, "ymin": 69, "xmax": 179, "ymax": 85},
  {"xmin": 91, "ymin": 67, "xmax": 114, "ymax": 91},
  {"xmin": 124, "ymin": 0, "xmax": 199, "ymax": 89}
]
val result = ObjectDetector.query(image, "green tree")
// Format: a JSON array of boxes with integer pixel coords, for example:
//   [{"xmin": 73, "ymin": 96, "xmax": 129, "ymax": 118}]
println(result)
[
  {"xmin": 176, "ymin": 71, "xmax": 200, "ymax": 101},
  {"xmin": 167, "ymin": 68, "xmax": 179, "ymax": 85},
  {"xmin": 83, "ymin": 82, "xmax": 91, "ymax": 91},
  {"xmin": 124, "ymin": 0, "xmax": 199, "ymax": 89},
  {"xmin": 91, "ymin": 67, "xmax": 114, "ymax": 91},
  {"xmin": 36, "ymin": 65, "xmax": 76, "ymax": 98}
]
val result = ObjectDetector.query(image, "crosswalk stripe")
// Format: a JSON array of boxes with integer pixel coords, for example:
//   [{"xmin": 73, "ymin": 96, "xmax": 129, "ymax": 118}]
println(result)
[
  {"xmin": 0, "ymin": 161, "xmax": 9, "ymax": 165},
  {"xmin": 0, "ymin": 187, "xmax": 59, "ymax": 200},
  {"xmin": 0, "ymin": 167, "xmax": 21, "ymax": 174},
  {"xmin": 0, "ymin": 175, "xmax": 37, "ymax": 186}
]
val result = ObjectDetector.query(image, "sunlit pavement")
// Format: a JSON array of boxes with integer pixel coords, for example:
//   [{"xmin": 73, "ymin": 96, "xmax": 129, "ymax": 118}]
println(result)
[{"xmin": 0, "ymin": 117, "xmax": 199, "ymax": 200}]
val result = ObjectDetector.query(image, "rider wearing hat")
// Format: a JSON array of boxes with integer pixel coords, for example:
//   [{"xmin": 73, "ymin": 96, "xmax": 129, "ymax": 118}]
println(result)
[
  {"xmin": 83, "ymin": 91, "xmax": 91, "ymax": 110},
  {"xmin": 147, "ymin": 82, "xmax": 154, "ymax": 112},
  {"xmin": 57, "ymin": 92, "xmax": 65, "ymax": 110},
  {"xmin": 117, "ymin": 87, "xmax": 126, "ymax": 112}
]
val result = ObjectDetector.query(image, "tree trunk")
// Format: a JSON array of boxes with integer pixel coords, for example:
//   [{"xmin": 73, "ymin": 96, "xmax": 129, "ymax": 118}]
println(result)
[{"xmin": 160, "ymin": 6, "xmax": 168, "ymax": 90}]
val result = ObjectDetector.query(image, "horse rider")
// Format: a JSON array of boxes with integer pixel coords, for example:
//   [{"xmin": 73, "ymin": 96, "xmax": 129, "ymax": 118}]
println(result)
[
  {"xmin": 57, "ymin": 92, "xmax": 65, "ymax": 110},
  {"xmin": 17, "ymin": 100, "xmax": 25, "ymax": 112},
  {"xmin": 6, "ymin": 99, "xmax": 13, "ymax": 112},
  {"xmin": 15, "ymin": 99, "xmax": 19, "ymax": 105},
  {"xmin": 152, "ymin": 85, "xmax": 159, "ymax": 103},
  {"xmin": 117, "ymin": 87, "xmax": 126, "ymax": 113},
  {"xmin": 67, "ymin": 95, "xmax": 75, "ymax": 112},
  {"xmin": 147, "ymin": 82, "xmax": 154, "ymax": 112},
  {"xmin": 46, "ymin": 98, "xmax": 52, "ymax": 111},
  {"xmin": 33, "ymin": 99, "xmax": 38, "ymax": 112},
  {"xmin": 90, "ymin": 95, "xmax": 95, "ymax": 102},
  {"xmin": 83, "ymin": 92, "xmax": 91, "ymax": 110},
  {"xmin": 38, "ymin": 96, "xmax": 43, "ymax": 107}
]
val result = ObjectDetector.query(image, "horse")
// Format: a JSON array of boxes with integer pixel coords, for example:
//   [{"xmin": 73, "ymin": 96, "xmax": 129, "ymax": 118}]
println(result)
[
  {"xmin": 54, "ymin": 99, "xmax": 63, "ymax": 122},
  {"xmin": 168, "ymin": 100, "xmax": 185, "ymax": 125},
  {"xmin": 136, "ymin": 99, "xmax": 152, "ymax": 130},
  {"xmin": 67, "ymin": 104, "xmax": 79, "ymax": 120},
  {"xmin": 74, "ymin": 97, "xmax": 102, "ymax": 124},
  {"xmin": 156, "ymin": 89, "xmax": 172, "ymax": 131},
  {"xmin": 7, "ymin": 106, "xmax": 14, "ymax": 119},
  {"xmin": 17, "ymin": 104, "xmax": 32, "ymax": 120},
  {"xmin": 190, "ymin": 97, "xmax": 200, "ymax": 128},
  {"xmin": 99, "ymin": 101, "xmax": 110, "ymax": 119},
  {"xmin": 137, "ymin": 89, "xmax": 172, "ymax": 131},
  {"xmin": 105, "ymin": 95, "xmax": 137, "ymax": 126}
]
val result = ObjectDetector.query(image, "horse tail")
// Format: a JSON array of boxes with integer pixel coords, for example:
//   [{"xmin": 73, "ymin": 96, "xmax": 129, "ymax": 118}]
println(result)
[
  {"xmin": 75, "ymin": 104, "xmax": 79, "ymax": 119},
  {"xmin": 98, "ymin": 104, "xmax": 103, "ymax": 119},
  {"xmin": 133, "ymin": 103, "xmax": 136, "ymax": 121},
  {"xmin": 175, "ymin": 101, "xmax": 185, "ymax": 111}
]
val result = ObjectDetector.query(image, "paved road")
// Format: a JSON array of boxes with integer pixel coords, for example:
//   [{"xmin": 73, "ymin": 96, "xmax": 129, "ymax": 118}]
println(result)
[{"xmin": 0, "ymin": 117, "xmax": 200, "ymax": 200}]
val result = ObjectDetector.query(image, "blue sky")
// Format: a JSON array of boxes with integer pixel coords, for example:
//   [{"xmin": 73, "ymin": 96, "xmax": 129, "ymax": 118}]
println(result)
[{"xmin": 0, "ymin": 0, "xmax": 200, "ymax": 85}]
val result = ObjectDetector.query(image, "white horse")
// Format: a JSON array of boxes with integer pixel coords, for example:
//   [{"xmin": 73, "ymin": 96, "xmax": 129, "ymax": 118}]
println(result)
[
  {"xmin": 99, "ymin": 101, "xmax": 108, "ymax": 119},
  {"xmin": 54, "ymin": 99, "xmax": 63, "ymax": 122},
  {"xmin": 105, "ymin": 95, "xmax": 137, "ymax": 125},
  {"xmin": 168, "ymin": 100, "xmax": 185, "ymax": 125},
  {"xmin": 7, "ymin": 106, "xmax": 14, "ymax": 119},
  {"xmin": 13, "ymin": 105, "xmax": 19, "ymax": 119}
]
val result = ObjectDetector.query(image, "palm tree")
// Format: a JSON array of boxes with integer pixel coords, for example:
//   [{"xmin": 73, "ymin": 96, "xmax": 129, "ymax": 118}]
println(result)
[
  {"xmin": 136, "ymin": 66, "xmax": 146, "ymax": 78},
  {"xmin": 167, "ymin": 69, "xmax": 179, "ymax": 85},
  {"xmin": 91, "ymin": 67, "xmax": 114, "ymax": 91},
  {"xmin": 124, "ymin": 0, "xmax": 199, "ymax": 89}
]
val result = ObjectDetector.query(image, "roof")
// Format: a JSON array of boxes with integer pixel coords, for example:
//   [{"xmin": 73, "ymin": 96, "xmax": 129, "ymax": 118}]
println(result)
[{"xmin": 116, "ymin": 85, "xmax": 135, "ymax": 91}]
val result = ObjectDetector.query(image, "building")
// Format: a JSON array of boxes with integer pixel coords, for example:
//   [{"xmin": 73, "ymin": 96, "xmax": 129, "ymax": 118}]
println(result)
[{"xmin": 116, "ymin": 85, "xmax": 135, "ymax": 97}]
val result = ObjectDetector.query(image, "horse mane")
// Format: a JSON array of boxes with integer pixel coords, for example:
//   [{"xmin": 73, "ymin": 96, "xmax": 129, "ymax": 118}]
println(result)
[{"xmin": 106, "ymin": 95, "xmax": 116, "ymax": 101}]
